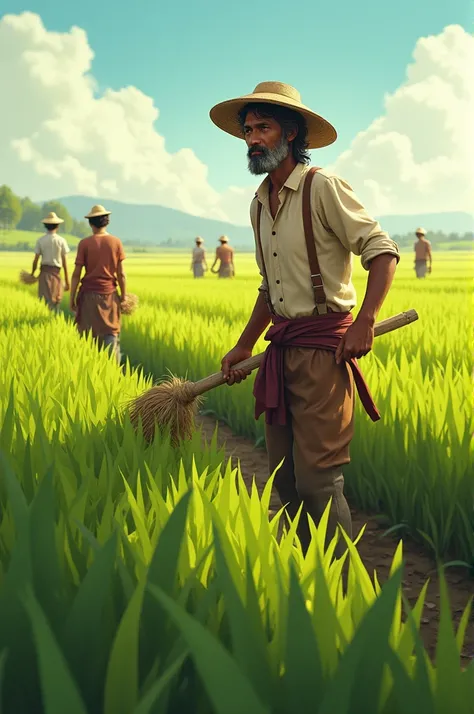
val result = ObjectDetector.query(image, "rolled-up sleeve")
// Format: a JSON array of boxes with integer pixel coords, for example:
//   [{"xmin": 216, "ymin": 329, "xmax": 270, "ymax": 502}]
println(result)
[
  {"xmin": 250, "ymin": 198, "xmax": 268, "ymax": 292},
  {"xmin": 318, "ymin": 176, "xmax": 400, "ymax": 270}
]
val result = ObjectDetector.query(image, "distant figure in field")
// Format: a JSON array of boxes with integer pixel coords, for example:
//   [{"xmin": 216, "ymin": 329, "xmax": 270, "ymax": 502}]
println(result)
[
  {"xmin": 191, "ymin": 237, "xmax": 208, "ymax": 278},
  {"xmin": 31, "ymin": 211, "xmax": 70, "ymax": 313},
  {"xmin": 414, "ymin": 227, "xmax": 432, "ymax": 278},
  {"xmin": 211, "ymin": 235, "xmax": 235, "ymax": 278},
  {"xmin": 69, "ymin": 205, "xmax": 126, "ymax": 364}
]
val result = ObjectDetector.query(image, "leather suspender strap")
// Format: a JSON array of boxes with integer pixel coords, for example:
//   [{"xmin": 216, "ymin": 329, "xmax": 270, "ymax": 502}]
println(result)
[
  {"xmin": 255, "ymin": 200, "xmax": 275, "ymax": 314},
  {"xmin": 302, "ymin": 167, "xmax": 328, "ymax": 314}
]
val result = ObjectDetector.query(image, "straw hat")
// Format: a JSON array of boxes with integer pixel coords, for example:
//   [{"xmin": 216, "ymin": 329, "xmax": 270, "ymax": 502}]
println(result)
[
  {"xmin": 42, "ymin": 211, "xmax": 64, "ymax": 225},
  {"xmin": 415, "ymin": 227, "xmax": 427, "ymax": 235},
  {"xmin": 219, "ymin": 235, "xmax": 228, "ymax": 243},
  {"xmin": 209, "ymin": 81, "xmax": 337, "ymax": 149},
  {"xmin": 195, "ymin": 236, "xmax": 203, "ymax": 244},
  {"xmin": 85, "ymin": 204, "xmax": 111, "ymax": 219}
]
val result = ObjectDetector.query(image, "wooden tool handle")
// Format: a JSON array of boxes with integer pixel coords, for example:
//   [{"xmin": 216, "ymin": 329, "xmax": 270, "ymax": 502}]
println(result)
[{"xmin": 191, "ymin": 308, "xmax": 418, "ymax": 398}]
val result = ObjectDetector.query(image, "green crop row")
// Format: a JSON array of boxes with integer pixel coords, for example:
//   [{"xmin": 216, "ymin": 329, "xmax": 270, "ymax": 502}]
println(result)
[
  {"xmin": 0, "ymin": 283, "xmax": 473, "ymax": 713},
  {"xmin": 2, "ymin": 251, "xmax": 473, "ymax": 569}
]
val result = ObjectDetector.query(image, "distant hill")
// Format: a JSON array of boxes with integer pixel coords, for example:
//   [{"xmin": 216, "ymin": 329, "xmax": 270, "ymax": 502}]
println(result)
[
  {"xmin": 56, "ymin": 195, "xmax": 473, "ymax": 249},
  {"xmin": 57, "ymin": 196, "xmax": 253, "ymax": 248}
]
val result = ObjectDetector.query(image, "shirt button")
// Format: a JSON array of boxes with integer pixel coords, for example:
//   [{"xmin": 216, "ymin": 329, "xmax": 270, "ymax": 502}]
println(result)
[
  {"xmin": 273, "ymin": 252, "xmax": 277, "ymax": 257},
  {"xmin": 272, "ymin": 231, "xmax": 276, "ymax": 235},
  {"xmin": 276, "ymin": 280, "xmax": 280, "ymax": 284},
  {"xmin": 279, "ymin": 298, "xmax": 283, "ymax": 302}
]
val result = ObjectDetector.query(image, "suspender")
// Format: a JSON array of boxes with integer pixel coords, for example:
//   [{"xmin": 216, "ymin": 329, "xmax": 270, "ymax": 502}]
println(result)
[
  {"xmin": 302, "ymin": 168, "xmax": 327, "ymax": 314},
  {"xmin": 256, "ymin": 166, "xmax": 328, "ymax": 316}
]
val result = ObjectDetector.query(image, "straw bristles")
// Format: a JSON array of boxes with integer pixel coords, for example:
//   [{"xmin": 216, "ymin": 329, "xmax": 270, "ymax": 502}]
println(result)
[
  {"xmin": 121, "ymin": 293, "xmax": 139, "ymax": 315},
  {"xmin": 127, "ymin": 375, "xmax": 202, "ymax": 444},
  {"xmin": 20, "ymin": 270, "xmax": 38, "ymax": 285}
]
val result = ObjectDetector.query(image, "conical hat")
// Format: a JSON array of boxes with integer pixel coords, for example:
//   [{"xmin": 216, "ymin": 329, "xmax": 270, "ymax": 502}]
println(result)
[
  {"xmin": 85, "ymin": 204, "xmax": 111, "ymax": 219},
  {"xmin": 42, "ymin": 211, "xmax": 64, "ymax": 224},
  {"xmin": 415, "ymin": 227, "xmax": 426, "ymax": 235},
  {"xmin": 209, "ymin": 81, "xmax": 337, "ymax": 149}
]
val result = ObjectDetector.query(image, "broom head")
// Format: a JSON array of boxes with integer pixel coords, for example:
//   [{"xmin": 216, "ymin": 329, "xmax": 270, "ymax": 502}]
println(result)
[
  {"xmin": 127, "ymin": 375, "xmax": 201, "ymax": 444},
  {"xmin": 121, "ymin": 293, "xmax": 139, "ymax": 315},
  {"xmin": 20, "ymin": 270, "xmax": 38, "ymax": 285}
]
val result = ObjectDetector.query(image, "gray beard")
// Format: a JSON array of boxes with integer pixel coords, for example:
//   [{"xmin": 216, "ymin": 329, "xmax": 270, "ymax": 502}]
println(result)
[{"xmin": 247, "ymin": 136, "xmax": 290, "ymax": 175}]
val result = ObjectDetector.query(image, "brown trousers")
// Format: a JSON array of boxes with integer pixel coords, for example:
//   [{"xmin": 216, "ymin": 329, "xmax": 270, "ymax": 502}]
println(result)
[
  {"xmin": 265, "ymin": 348, "xmax": 354, "ymax": 555},
  {"xmin": 38, "ymin": 265, "xmax": 63, "ymax": 310}
]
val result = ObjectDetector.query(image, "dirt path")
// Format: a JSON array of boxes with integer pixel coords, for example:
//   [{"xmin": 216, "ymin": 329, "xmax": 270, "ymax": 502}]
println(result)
[{"xmin": 196, "ymin": 413, "xmax": 473, "ymax": 662}]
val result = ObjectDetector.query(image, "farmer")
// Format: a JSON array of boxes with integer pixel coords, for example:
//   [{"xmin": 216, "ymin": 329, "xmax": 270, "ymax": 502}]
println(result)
[
  {"xmin": 31, "ymin": 211, "xmax": 70, "ymax": 313},
  {"xmin": 414, "ymin": 227, "xmax": 432, "ymax": 278},
  {"xmin": 69, "ymin": 205, "xmax": 126, "ymax": 364},
  {"xmin": 191, "ymin": 236, "xmax": 208, "ymax": 278},
  {"xmin": 210, "ymin": 235, "xmax": 235, "ymax": 278},
  {"xmin": 210, "ymin": 81, "xmax": 400, "ymax": 555}
]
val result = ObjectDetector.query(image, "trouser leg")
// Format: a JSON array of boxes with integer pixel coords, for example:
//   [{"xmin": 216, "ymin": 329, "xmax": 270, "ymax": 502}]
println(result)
[
  {"xmin": 99, "ymin": 334, "xmax": 121, "ymax": 364},
  {"xmin": 285, "ymin": 348, "xmax": 355, "ymax": 557},
  {"xmin": 264, "ymin": 419, "xmax": 303, "ymax": 530}
]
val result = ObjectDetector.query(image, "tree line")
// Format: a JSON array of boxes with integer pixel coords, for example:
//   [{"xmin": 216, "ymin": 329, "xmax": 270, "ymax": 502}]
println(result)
[
  {"xmin": 392, "ymin": 229, "xmax": 473, "ymax": 247},
  {"xmin": 0, "ymin": 185, "xmax": 89, "ymax": 238}
]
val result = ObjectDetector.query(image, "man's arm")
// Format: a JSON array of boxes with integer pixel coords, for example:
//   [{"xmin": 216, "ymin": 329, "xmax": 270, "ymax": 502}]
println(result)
[
  {"xmin": 117, "ymin": 260, "xmax": 127, "ymax": 301},
  {"xmin": 335, "ymin": 254, "xmax": 397, "ymax": 364},
  {"xmin": 70, "ymin": 266, "xmax": 82, "ymax": 311},
  {"xmin": 32, "ymin": 254, "xmax": 40, "ymax": 275},
  {"xmin": 427, "ymin": 242, "xmax": 432, "ymax": 271},
  {"xmin": 70, "ymin": 241, "xmax": 84, "ymax": 310},
  {"xmin": 210, "ymin": 249, "xmax": 219, "ymax": 272},
  {"xmin": 221, "ymin": 291, "xmax": 271, "ymax": 384},
  {"xmin": 62, "ymin": 253, "xmax": 70, "ymax": 290}
]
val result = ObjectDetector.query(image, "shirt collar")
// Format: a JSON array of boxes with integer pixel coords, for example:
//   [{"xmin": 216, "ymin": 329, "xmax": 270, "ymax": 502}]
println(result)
[{"xmin": 255, "ymin": 162, "xmax": 309, "ymax": 203}]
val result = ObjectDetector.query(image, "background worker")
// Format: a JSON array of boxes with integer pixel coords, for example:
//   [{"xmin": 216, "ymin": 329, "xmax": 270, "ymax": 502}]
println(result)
[
  {"xmin": 211, "ymin": 235, "xmax": 235, "ymax": 278},
  {"xmin": 414, "ymin": 227, "xmax": 432, "ymax": 278},
  {"xmin": 31, "ymin": 211, "xmax": 70, "ymax": 312},
  {"xmin": 191, "ymin": 236, "xmax": 208, "ymax": 278},
  {"xmin": 69, "ymin": 204, "xmax": 126, "ymax": 364}
]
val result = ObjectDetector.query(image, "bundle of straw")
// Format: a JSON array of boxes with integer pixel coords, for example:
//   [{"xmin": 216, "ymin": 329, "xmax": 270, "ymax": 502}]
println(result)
[
  {"xmin": 127, "ymin": 309, "xmax": 419, "ymax": 445},
  {"xmin": 121, "ymin": 293, "xmax": 139, "ymax": 315},
  {"xmin": 19, "ymin": 270, "xmax": 38, "ymax": 285}
]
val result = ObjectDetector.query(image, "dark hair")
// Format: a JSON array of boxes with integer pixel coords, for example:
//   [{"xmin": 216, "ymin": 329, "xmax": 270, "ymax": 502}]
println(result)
[
  {"xmin": 237, "ymin": 102, "xmax": 311, "ymax": 164},
  {"xmin": 43, "ymin": 223, "xmax": 59, "ymax": 231},
  {"xmin": 88, "ymin": 215, "xmax": 110, "ymax": 229}
]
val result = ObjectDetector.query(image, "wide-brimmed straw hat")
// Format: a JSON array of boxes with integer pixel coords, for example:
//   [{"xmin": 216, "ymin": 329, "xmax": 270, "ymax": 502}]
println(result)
[
  {"xmin": 415, "ymin": 227, "xmax": 427, "ymax": 235},
  {"xmin": 42, "ymin": 211, "xmax": 64, "ymax": 225},
  {"xmin": 85, "ymin": 204, "xmax": 112, "ymax": 219},
  {"xmin": 195, "ymin": 236, "xmax": 203, "ymax": 244},
  {"xmin": 209, "ymin": 81, "xmax": 337, "ymax": 149},
  {"xmin": 219, "ymin": 235, "xmax": 229, "ymax": 243}
]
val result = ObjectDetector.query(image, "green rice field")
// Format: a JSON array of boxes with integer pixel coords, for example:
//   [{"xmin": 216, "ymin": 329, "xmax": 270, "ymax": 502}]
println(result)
[{"xmin": 0, "ymin": 249, "xmax": 472, "ymax": 712}]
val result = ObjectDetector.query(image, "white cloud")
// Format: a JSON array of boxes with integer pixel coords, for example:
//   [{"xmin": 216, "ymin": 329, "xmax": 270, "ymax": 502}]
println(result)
[
  {"xmin": 0, "ymin": 12, "xmax": 255, "ymax": 223},
  {"xmin": 0, "ymin": 13, "xmax": 472, "ymax": 224},
  {"xmin": 327, "ymin": 24, "xmax": 474, "ymax": 216}
]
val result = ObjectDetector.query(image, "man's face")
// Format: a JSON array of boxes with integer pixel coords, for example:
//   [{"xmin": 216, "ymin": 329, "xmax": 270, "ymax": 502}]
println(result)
[
  {"xmin": 243, "ymin": 111, "xmax": 290, "ymax": 175},
  {"xmin": 416, "ymin": 232, "xmax": 424, "ymax": 240}
]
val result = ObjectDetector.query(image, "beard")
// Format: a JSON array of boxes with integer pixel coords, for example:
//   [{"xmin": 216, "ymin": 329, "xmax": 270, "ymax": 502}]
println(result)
[{"xmin": 247, "ymin": 135, "xmax": 290, "ymax": 175}]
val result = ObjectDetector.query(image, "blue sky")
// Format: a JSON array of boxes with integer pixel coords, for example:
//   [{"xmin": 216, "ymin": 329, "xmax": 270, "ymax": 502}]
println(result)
[
  {"xmin": 3, "ymin": 0, "xmax": 470, "ymax": 194},
  {"xmin": 1, "ymin": 2, "xmax": 471, "ymax": 224}
]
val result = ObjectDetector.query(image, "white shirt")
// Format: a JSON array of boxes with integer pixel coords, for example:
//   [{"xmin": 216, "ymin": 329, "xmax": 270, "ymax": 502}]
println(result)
[{"xmin": 34, "ymin": 232, "xmax": 70, "ymax": 268}]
